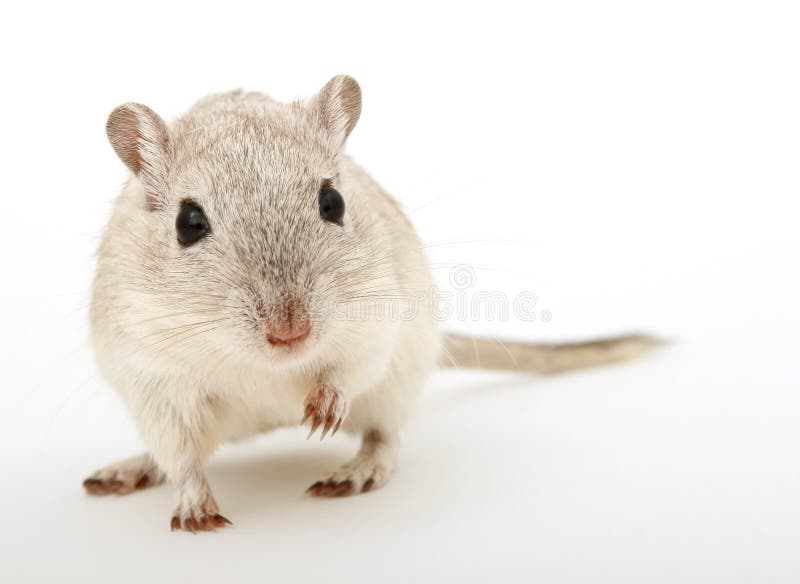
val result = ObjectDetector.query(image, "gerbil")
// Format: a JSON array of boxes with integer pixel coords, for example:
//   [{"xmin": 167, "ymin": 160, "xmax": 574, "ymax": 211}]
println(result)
[{"xmin": 84, "ymin": 75, "xmax": 658, "ymax": 532}]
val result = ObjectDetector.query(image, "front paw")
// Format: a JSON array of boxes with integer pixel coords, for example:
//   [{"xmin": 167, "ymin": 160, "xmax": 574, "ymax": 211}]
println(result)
[
  {"xmin": 170, "ymin": 493, "xmax": 232, "ymax": 533},
  {"xmin": 302, "ymin": 383, "xmax": 348, "ymax": 441}
]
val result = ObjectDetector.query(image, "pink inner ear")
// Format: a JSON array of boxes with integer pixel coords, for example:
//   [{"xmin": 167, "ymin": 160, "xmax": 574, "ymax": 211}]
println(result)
[
  {"xmin": 315, "ymin": 75, "xmax": 362, "ymax": 147},
  {"xmin": 106, "ymin": 103, "xmax": 170, "ymax": 211},
  {"xmin": 334, "ymin": 77, "xmax": 362, "ymax": 139},
  {"xmin": 107, "ymin": 103, "xmax": 169, "ymax": 176},
  {"xmin": 108, "ymin": 110, "xmax": 145, "ymax": 174}
]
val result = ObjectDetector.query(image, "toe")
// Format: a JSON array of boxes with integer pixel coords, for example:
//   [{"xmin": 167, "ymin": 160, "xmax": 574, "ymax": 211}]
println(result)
[
  {"xmin": 198, "ymin": 516, "xmax": 217, "ymax": 531},
  {"xmin": 83, "ymin": 478, "xmax": 104, "ymax": 495},
  {"xmin": 83, "ymin": 477, "xmax": 123, "ymax": 495},
  {"xmin": 307, "ymin": 479, "xmax": 357, "ymax": 497},
  {"xmin": 333, "ymin": 480, "xmax": 355, "ymax": 496},
  {"xmin": 171, "ymin": 512, "xmax": 231, "ymax": 532}
]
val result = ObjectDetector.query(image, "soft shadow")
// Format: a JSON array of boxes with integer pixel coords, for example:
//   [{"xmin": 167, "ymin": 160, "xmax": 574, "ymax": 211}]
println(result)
[{"xmin": 205, "ymin": 441, "xmax": 358, "ymax": 516}]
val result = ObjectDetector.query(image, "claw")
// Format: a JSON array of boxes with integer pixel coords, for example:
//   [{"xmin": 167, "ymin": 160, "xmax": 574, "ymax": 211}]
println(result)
[
  {"xmin": 307, "ymin": 415, "xmax": 323, "ymax": 439},
  {"xmin": 213, "ymin": 514, "xmax": 232, "ymax": 527},
  {"xmin": 320, "ymin": 416, "xmax": 336, "ymax": 441},
  {"xmin": 306, "ymin": 479, "xmax": 356, "ymax": 497},
  {"xmin": 306, "ymin": 480, "xmax": 325, "ymax": 495},
  {"xmin": 303, "ymin": 383, "xmax": 347, "ymax": 440},
  {"xmin": 171, "ymin": 513, "xmax": 229, "ymax": 532}
]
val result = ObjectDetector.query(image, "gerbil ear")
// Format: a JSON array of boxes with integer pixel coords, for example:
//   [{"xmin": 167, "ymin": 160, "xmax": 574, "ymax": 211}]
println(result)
[
  {"xmin": 309, "ymin": 75, "xmax": 362, "ymax": 152},
  {"xmin": 106, "ymin": 103, "xmax": 170, "ymax": 210}
]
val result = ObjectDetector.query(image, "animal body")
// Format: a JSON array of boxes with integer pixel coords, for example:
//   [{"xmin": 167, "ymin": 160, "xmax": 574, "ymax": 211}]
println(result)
[{"xmin": 84, "ymin": 75, "xmax": 657, "ymax": 531}]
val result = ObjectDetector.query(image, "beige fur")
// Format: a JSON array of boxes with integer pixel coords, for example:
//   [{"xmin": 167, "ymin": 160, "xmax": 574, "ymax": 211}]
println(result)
[
  {"xmin": 89, "ymin": 76, "xmax": 440, "ymax": 531},
  {"xmin": 86, "ymin": 75, "xmax": 658, "ymax": 532}
]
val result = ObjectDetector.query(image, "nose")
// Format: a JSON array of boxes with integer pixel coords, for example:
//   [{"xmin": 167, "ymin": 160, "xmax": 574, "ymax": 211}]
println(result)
[{"xmin": 267, "ymin": 304, "xmax": 311, "ymax": 347}]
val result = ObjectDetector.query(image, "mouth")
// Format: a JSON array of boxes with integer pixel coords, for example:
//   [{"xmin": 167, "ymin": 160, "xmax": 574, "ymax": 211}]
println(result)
[{"xmin": 267, "ymin": 328, "xmax": 311, "ymax": 350}]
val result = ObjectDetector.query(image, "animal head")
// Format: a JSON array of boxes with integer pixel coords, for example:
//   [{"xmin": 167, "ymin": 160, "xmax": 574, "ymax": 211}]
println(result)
[{"xmin": 105, "ymin": 76, "xmax": 393, "ymax": 372}]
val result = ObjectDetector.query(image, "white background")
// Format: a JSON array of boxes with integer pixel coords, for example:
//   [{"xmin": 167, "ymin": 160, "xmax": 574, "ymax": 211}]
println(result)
[{"xmin": 1, "ymin": 1, "xmax": 798, "ymax": 582}]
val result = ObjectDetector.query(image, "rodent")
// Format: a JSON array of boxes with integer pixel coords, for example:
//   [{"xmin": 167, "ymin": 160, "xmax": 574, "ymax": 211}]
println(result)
[{"xmin": 83, "ymin": 75, "xmax": 658, "ymax": 532}]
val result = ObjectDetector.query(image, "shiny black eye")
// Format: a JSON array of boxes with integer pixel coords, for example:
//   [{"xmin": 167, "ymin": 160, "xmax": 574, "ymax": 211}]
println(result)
[
  {"xmin": 319, "ymin": 185, "xmax": 345, "ymax": 225},
  {"xmin": 176, "ymin": 202, "xmax": 210, "ymax": 246}
]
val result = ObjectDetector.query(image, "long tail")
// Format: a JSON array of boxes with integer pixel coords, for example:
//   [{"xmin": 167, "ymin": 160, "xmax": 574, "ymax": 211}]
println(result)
[{"xmin": 441, "ymin": 332, "xmax": 663, "ymax": 374}]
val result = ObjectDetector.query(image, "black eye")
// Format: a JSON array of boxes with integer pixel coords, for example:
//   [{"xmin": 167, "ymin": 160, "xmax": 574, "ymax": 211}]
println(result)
[
  {"xmin": 176, "ymin": 202, "xmax": 210, "ymax": 246},
  {"xmin": 319, "ymin": 185, "xmax": 345, "ymax": 225}
]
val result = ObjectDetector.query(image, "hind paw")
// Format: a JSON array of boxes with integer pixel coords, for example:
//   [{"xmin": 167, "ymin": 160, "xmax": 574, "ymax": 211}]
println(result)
[
  {"xmin": 83, "ymin": 454, "xmax": 165, "ymax": 496},
  {"xmin": 170, "ymin": 491, "xmax": 232, "ymax": 533},
  {"xmin": 307, "ymin": 458, "xmax": 388, "ymax": 497},
  {"xmin": 170, "ymin": 511, "xmax": 232, "ymax": 533}
]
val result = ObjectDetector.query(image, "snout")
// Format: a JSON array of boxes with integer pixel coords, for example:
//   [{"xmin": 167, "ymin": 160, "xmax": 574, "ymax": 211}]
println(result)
[{"xmin": 266, "ymin": 302, "xmax": 311, "ymax": 349}]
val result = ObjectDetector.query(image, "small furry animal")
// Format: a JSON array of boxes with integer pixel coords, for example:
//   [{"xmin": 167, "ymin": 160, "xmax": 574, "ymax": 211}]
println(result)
[{"xmin": 84, "ymin": 75, "xmax": 657, "ymax": 532}]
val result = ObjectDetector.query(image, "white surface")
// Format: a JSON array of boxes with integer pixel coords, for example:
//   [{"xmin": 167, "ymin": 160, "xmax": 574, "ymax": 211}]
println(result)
[{"xmin": 2, "ymin": 1, "xmax": 799, "ymax": 582}]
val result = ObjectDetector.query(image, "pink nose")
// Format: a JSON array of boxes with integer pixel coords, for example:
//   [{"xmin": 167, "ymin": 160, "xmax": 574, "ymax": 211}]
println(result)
[{"xmin": 267, "ymin": 311, "xmax": 311, "ymax": 347}]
